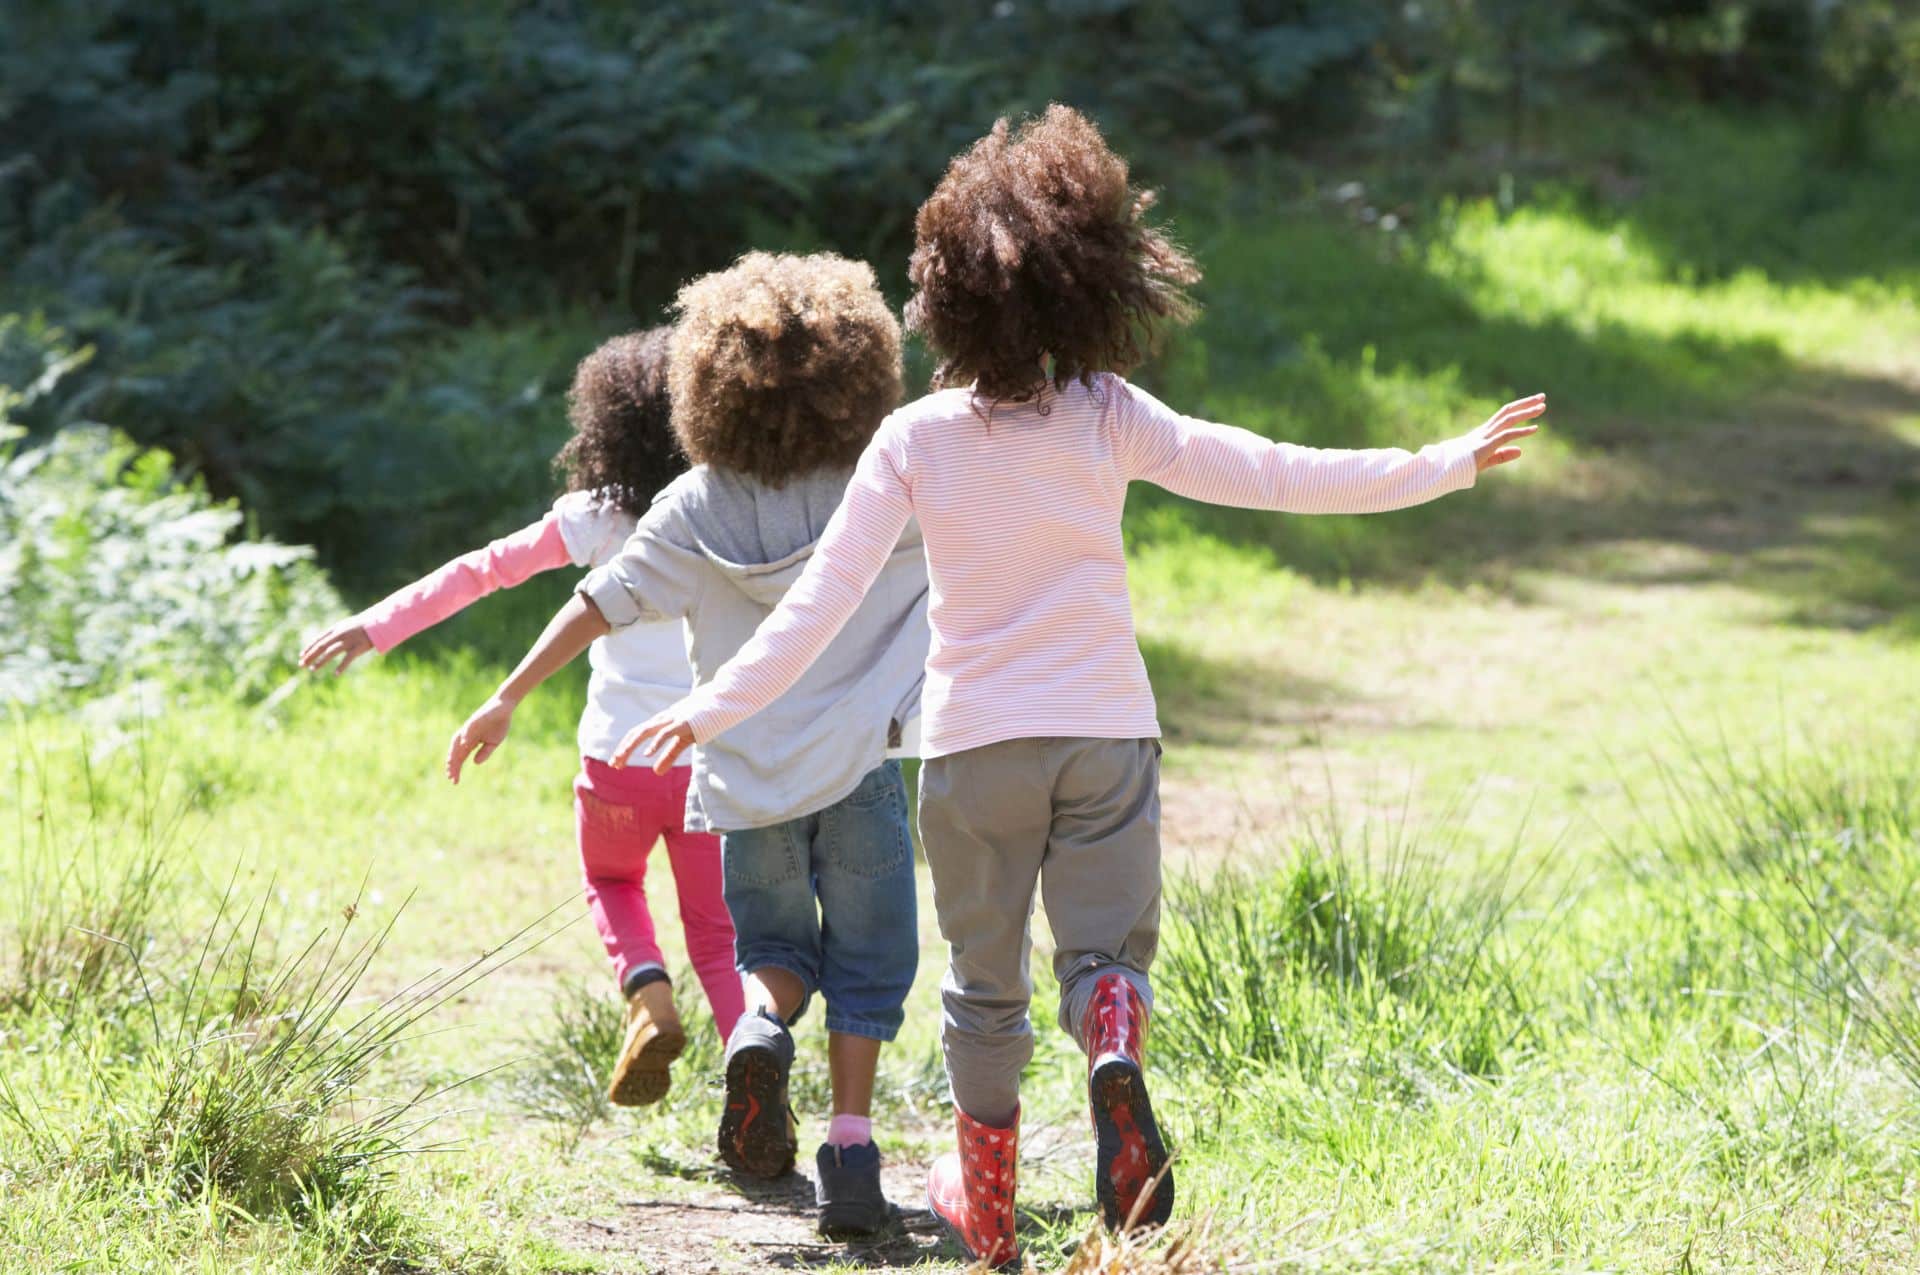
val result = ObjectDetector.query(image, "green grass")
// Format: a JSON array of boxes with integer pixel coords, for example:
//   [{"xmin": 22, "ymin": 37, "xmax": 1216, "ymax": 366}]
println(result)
[
  {"xmin": 17, "ymin": 695, "xmax": 1919, "ymax": 1271},
  {"xmin": 7, "ymin": 101, "xmax": 1920, "ymax": 1271}
]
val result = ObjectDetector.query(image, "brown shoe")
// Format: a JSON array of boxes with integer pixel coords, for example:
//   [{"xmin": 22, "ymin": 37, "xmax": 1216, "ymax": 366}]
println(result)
[{"xmin": 606, "ymin": 979, "xmax": 686, "ymax": 1107}]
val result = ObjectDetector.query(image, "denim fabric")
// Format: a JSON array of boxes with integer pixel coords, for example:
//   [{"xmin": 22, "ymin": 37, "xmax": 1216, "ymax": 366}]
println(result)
[{"xmin": 720, "ymin": 761, "xmax": 918, "ymax": 1041}]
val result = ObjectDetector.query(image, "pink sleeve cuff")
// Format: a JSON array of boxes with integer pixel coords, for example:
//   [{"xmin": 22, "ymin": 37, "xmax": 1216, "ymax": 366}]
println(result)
[
  {"xmin": 360, "ymin": 607, "xmax": 410, "ymax": 654},
  {"xmin": 1446, "ymin": 436, "xmax": 1480, "ymax": 492}
]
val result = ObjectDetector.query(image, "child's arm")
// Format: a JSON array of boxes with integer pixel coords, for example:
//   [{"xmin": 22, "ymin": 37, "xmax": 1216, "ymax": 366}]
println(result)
[
  {"xmin": 444, "ymin": 506, "xmax": 705, "ymax": 783},
  {"xmin": 1120, "ymin": 387, "xmax": 1543, "ymax": 513},
  {"xmin": 299, "ymin": 515, "xmax": 573, "ymax": 674},
  {"xmin": 610, "ymin": 437, "xmax": 914, "ymax": 772},
  {"xmin": 443, "ymin": 594, "xmax": 612, "ymax": 783}
]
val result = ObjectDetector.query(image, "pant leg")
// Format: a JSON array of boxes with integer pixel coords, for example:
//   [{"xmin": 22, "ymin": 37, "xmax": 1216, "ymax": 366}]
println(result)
[
  {"xmin": 658, "ymin": 769, "xmax": 745, "ymax": 1040},
  {"xmin": 721, "ymin": 812, "xmax": 825, "ymax": 1025},
  {"xmin": 575, "ymin": 760, "xmax": 666, "ymax": 988},
  {"xmin": 918, "ymin": 741, "xmax": 1055, "ymax": 1124},
  {"xmin": 1039, "ymin": 739, "xmax": 1162, "ymax": 1048},
  {"xmin": 811, "ymin": 761, "xmax": 919, "ymax": 1042}
]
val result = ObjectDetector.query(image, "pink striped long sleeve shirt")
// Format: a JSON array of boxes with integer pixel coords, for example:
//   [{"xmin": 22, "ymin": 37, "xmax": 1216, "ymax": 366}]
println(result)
[{"xmin": 679, "ymin": 373, "xmax": 1479, "ymax": 758}]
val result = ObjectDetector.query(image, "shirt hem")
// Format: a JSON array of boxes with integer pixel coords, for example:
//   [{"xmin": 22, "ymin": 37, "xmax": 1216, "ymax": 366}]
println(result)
[{"xmin": 919, "ymin": 720, "xmax": 1163, "ymax": 761}]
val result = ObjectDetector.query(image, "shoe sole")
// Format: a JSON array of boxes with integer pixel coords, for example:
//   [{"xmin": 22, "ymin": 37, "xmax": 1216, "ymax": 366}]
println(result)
[
  {"xmin": 817, "ymin": 1200, "xmax": 891, "ymax": 1240},
  {"xmin": 718, "ymin": 1046, "xmax": 795, "ymax": 1178},
  {"xmin": 606, "ymin": 1019, "xmax": 685, "ymax": 1108},
  {"xmin": 1090, "ymin": 1059, "xmax": 1173, "ymax": 1231}
]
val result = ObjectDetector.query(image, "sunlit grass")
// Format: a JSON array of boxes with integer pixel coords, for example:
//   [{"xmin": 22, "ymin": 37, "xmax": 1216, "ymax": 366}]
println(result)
[{"xmin": 8, "ymin": 103, "xmax": 1920, "ymax": 1272}]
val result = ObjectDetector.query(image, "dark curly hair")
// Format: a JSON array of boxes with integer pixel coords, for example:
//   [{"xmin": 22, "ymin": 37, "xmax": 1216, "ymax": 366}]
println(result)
[
  {"xmin": 555, "ymin": 326, "xmax": 687, "ymax": 516},
  {"xmin": 669, "ymin": 251, "xmax": 902, "ymax": 486},
  {"xmin": 906, "ymin": 104, "xmax": 1200, "ymax": 402}
]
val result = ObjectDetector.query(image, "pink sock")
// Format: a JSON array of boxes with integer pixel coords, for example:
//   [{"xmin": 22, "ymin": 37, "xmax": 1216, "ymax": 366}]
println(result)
[{"xmin": 826, "ymin": 1114, "xmax": 872, "ymax": 1149}]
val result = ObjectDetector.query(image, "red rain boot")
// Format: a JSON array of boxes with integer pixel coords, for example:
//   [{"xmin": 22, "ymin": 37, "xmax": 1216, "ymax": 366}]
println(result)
[
  {"xmin": 926, "ymin": 1105, "xmax": 1019, "ymax": 1269},
  {"xmin": 1084, "ymin": 974, "xmax": 1173, "ymax": 1231}
]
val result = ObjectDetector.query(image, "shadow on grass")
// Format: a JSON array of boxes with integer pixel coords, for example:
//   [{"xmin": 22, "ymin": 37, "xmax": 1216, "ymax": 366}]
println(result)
[
  {"xmin": 1139, "ymin": 633, "xmax": 1363, "ymax": 750},
  {"xmin": 1132, "ymin": 200, "xmax": 1920, "ymax": 634}
]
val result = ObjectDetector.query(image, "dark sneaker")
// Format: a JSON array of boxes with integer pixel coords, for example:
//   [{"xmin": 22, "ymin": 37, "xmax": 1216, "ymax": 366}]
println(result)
[
  {"xmin": 814, "ymin": 1141, "xmax": 892, "ymax": 1237},
  {"xmin": 718, "ymin": 1010, "xmax": 798, "ymax": 1178}
]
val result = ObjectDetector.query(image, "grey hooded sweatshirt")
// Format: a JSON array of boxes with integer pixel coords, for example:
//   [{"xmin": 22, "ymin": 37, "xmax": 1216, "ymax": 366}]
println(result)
[{"xmin": 578, "ymin": 465, "xmax": 928, "ymax": 833}]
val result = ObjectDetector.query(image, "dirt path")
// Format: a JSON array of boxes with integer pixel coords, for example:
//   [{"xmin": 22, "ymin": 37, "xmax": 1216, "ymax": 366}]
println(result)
[
  {"xmin": 535, "ymin": 1113, "xmax": 1106, "ymax": 1272},
  {"xmin": 550, "ymin": 1157, "xmax": 946, "ymax": 1273}
]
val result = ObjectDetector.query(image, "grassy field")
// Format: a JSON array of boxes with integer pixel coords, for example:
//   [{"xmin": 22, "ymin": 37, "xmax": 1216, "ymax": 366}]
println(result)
[{"xmin": 5, "ymin": 105, "xmax": 1920, "ymax": 1273}]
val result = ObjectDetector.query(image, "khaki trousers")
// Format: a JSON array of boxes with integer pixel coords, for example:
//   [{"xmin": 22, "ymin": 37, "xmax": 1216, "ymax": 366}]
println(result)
[{"xmin": 917, "ymin": 736, "xmax": 1161, "ymax": 1122}]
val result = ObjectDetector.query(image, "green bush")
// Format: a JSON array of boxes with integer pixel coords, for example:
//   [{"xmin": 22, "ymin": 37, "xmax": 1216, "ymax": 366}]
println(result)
[
  {"xmin": 0, "ymin": 320, "xmax": 339, "ymax": 707},
  {"xmin": 0, "ymin": 0, "xmax": 1396, "ymax": 581},
  {"xmin": 4, "ymin": 0, "xmax": 1915, "ymax": 591}
]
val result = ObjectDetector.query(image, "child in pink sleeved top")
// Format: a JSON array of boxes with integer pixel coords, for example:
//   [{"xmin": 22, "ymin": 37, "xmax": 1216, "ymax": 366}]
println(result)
[
  {"xmin": 615, "ymin": 109, "xmax": 1544, "ymax": 1264},
  {"xmin": 300, "ymin": 328, "xmax": 744, "ymax": 1106}
]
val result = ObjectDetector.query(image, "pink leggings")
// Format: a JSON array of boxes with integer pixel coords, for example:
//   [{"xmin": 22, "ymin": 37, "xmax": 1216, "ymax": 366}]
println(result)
[{"xmin": 575, "ymin": 758, "xmax": 745, "ymax": 1039}]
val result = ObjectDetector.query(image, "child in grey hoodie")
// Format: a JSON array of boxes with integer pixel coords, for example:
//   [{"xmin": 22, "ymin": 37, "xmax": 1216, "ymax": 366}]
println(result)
[{"xmin": 445, "ymin": 253, "xmax": 926, "ymax": 1238}]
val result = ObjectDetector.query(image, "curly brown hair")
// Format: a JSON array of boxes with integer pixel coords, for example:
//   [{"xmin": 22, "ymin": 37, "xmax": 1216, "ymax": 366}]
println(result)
[
  {"xmin": 906, "ymin": 104, "xmax": 1201, "ymax": 402},
  {"xmin": 669, "ymin": 251, "xmax": 902, "ymax": 486},
  {"xmin": 555, "ymin": 326, "xmax": 687, "ymax": 516}
]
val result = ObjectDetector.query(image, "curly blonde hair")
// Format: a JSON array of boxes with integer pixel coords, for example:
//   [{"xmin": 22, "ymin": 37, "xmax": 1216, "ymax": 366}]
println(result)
[
  {"xmin": 669, "ymin": 252, "xmax": 903, "ymax": 485},
  {"xmin": 906, "ymin": 104, "xmax": 1200, "ymax": 401}
]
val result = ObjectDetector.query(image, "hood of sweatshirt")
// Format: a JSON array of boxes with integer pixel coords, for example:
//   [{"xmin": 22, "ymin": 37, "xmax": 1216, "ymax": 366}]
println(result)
[
  {"xmin": 581, "ymin": 463, "xmax": 929, "ymax": 832},
  {"xmin": 674, "ymin": 464, "xmax": 927, "ymax": 608}
]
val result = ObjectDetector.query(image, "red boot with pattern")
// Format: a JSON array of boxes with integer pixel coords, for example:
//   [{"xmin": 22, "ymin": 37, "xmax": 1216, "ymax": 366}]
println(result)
[
  {"xmin": 1084, "ymin": 974, "xmax": 1173, "ymax": 1231},
  {"xmin": 926, "ymin": 1105, "xmax": 1019, "ymax": 1269}
]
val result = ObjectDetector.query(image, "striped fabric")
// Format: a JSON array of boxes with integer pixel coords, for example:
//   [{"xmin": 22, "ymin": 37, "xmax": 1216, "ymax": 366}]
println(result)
[{"xmin": 681, "ymin": 373, "xmax": 1479, "ymax": 758}]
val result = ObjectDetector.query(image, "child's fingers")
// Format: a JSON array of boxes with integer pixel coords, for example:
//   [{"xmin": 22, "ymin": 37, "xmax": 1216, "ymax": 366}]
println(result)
[
  {"xmin": 1486, "ymin": 446, "xmax": 1524, "ymax": 468},
  {"xmin": 446, "ymin": 732, "xmax": 469, "ymax": 784},
  {"xmin": 1487, "ymin": 423, "xmax": 1539, "ymax": 447},
  {"xmin": 611, "ymin": 724, "xmax": 659, "ymax": 769},
  {"xmin": 1485, "ymin": 395, "xmax": 1547, "ymax": 433},
  {"xmin": 614, "ymin": 714, "xmax": 675, "ymax": 769},
  {"xmin": 474, "ymin": 741, "xmax": 497, "ymax": 766},
  {"xmin": 650, "ymin": 732, "xmax": 686, "ymax": 775}
]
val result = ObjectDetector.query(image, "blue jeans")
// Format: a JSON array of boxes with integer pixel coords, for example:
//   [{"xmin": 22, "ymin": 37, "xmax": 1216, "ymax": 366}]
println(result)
[{"xmin": 720, "ymin": 762, "xmax": 918, "ymax": 1041}]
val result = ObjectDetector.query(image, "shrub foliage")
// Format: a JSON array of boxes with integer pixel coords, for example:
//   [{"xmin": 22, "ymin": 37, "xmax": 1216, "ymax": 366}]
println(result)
[{"xmin": 0, "ymin": 320, "xmax": 339, "ymax": 706}]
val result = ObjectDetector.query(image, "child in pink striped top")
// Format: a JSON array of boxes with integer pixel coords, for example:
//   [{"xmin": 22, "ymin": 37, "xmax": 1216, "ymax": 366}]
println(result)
[
  {"xmin": 300, "ymin": 329, "xmax": 744, "ymax": 1109},
  {"xmin": 619, "ymin": 107, "xmax": 1543, "ymax": 1265}
]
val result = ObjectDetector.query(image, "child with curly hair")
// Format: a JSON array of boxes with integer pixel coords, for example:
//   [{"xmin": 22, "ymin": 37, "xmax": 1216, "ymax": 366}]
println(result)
[
  {"xmin": 615, "ymin": 107, "xmax": 1545, "ymax": 1266},
  {"xmin": 299, "ymin": 328, "xmax": 745, "ymax": 1107},
  {"xmin": 443, "ymin": 253, "xmax": 928, "ymax": 1238}
]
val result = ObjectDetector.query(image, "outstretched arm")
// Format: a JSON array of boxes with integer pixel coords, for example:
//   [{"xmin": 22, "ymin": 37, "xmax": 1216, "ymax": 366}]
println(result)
[
  {"xmin": 1121, "ymin": 388, "xmax": 1544, "ymax": 512},
  {"xmin": 611, "ymin": 437, "xmax": 914, "ymax": 772},
  {"xmin": 444, "ymin": 594, "xmax": 611, "ymax": 782},
  {"xmin": 300, "ymin": 514, "xmax": 573, "ymax": 674}
]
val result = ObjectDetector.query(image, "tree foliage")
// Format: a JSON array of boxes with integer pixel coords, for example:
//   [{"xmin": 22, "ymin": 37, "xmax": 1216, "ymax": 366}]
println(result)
[{"xmin": 1, "ymin": 1, "xmax": 1913, "ymax": 585}]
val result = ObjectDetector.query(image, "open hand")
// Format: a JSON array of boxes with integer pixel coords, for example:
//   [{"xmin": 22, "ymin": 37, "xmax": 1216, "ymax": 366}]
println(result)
[
  {"xmin": 300, "ymin": 619, "xmax": 373, "ymax": 675},
  {"xmin": 1471, "ymin": 394, "xmax": 1545, "ymax": 473},
  {"xmin": 446, "ymin": 697, "xmax": 516, "ymax": 784},
  {"xmin": 611, "ymin": 711, "xmax": 695, "ymax": 774}
]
